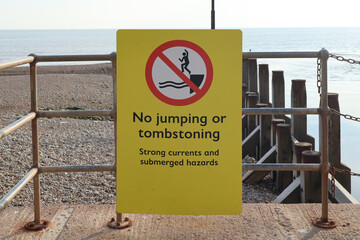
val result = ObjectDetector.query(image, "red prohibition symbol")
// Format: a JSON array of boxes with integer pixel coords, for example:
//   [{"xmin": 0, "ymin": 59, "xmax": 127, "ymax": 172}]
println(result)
[{"xmin": 145, "ymin": 40, "xmax": 213, "ymax": 106}]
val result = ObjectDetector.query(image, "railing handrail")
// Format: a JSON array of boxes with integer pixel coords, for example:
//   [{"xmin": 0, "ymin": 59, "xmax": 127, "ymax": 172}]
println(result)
[
  {"xmin": 243, "ymin": 51, "xmax": 320, "ymax": 59},
  {"xmin": 0, "ymin": 56, "xmax": 35, "ymax": 70}
]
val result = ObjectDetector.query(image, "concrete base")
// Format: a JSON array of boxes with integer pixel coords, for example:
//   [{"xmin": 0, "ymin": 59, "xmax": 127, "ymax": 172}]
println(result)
[{"xmin": 1, "ymin": 204, "xmax": 359, "ymax": 239}]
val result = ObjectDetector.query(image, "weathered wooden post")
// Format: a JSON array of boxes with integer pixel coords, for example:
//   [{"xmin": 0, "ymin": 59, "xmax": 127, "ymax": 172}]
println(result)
[
  {"xmin": 272, "ymin": 71, "xmax": 285, "ymax": 119},
  {"xmin": 257, "ymin": 104, "xmax": 271, "ymax": 158},
  {"xmin": 259, "ymin": 64, "xmax": 269, "ymax": 105},
  {"xmin": 276, "ymin": 123, "xmax": 293, "ymax": 192},
  {"xmin": 270, "ymin": 119, "xmax": 285, "ymax": 180},
  {"xmin": 328, "ymin": 93, "xmax": 351, "ymax": 192},
  {"xmin": 293, "ymin": 142, "xmax": 312, "ymax": 179},
  {"xmin": 301, "ymin": 150, "xmax": 321, "ymax": 203},
  {"xmin": 291, "ymin": 79, "xmax": 307, "ymax": 142},
  {"xmin": 246, "ymin": 92, "xmax": 258, "ymax": 134},
  {"xmin": 243, "ymin": 59, "xmax": 249, "ymax": 87},
  {"xmin": 242, "ymin": 83, "xmax": 247, "ymax": 108},
  {"xmin": 242, "ymin": 83, "xmax": 248, "ymax": 139},
  {"xmin": 271, "ymin": 119, "xmax": 285, "ymax": 146},
  {"xmin": 248, "ymin": 59, "xmax": 257, "ymax": 93},
  {"xmin": 256, "ymin": 103, "xmax": 267, "ymax": 123}
]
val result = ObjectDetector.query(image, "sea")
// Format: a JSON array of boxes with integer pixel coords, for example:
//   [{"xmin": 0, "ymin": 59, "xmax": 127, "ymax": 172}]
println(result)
[{"xmin": 1, "ymin": 28, "xmax": 360, "ymax": 200}]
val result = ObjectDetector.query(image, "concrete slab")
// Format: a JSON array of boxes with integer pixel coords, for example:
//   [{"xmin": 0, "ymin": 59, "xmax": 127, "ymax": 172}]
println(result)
[{"xmin": 0, "ymin": 204, "xmax": 359, "ymax": 239}]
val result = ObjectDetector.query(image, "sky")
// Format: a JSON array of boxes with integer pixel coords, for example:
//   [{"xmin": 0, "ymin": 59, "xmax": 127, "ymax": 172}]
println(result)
[{"xmin": 0, "ymin": 0, "xmax": 359, "ymax": 29}]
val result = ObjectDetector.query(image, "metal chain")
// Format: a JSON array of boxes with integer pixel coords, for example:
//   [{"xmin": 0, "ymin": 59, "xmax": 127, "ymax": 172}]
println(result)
[
  {"xmin": 329, "ymin": 163, "xmax": 360, "ymax": 198},
  {"xmin": 317, "ymin": 58, "xmax": 322, "ymax": 94},
  {"xmin": 330, "ymin": 108, "xmax": 360, "ymax": 123},
  {"xmin": 329, "ymin": 53, "xmax": 360, "ymax": 65},
  {"xmin": 328, "ymin": 53, "xmax": 360, "ymax": 122},
  {"xmin": 330, "ymin": 163, "xmax": 360, "ymax": 177},
  {"xmin": 330, "ymin": 164, "xmax": 336, "ymax": 198}
]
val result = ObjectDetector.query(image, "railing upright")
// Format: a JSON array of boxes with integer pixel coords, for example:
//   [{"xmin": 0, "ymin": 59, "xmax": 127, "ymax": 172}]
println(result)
[{"xmin": 29, "ymin": 57, "xmax": 42, "ymax": 225}]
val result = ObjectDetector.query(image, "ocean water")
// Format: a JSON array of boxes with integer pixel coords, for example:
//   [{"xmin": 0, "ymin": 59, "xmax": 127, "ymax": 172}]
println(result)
[
  {"xmin": 0, "ymin": 29, "xmax": 116, "ymax": 63},
  {"xmin": 1, "ymin": 28, "xmax": 360, "ymax": 200}
]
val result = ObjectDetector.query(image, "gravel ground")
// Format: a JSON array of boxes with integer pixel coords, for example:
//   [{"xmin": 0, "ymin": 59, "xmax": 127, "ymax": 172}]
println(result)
[{"xmin": 0, "ymin": 63, "xmax": 277, "ymax": 208}]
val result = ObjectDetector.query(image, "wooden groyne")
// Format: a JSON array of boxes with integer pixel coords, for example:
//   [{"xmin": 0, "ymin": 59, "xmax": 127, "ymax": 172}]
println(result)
[{"xmin": 242, "ymin": 58, "xmax": 356, "ymax": 204}]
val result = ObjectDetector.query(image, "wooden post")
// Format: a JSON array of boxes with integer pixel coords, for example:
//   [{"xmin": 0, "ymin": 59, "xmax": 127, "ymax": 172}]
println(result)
[
  {"xmin": 256, "ymin": 103, "xmax": 267, "ymax": 124},
  {"xmin": 328, "ymin": 93, "xmax": 351, "ymax": 192},
  {"xmin": 242, "ymin": 83, "xmax": 247, "ymax": 108},
  {"xmin": 293, "ymin": 142, "xmax": 312, "ymax": 179},
  {"xmin": 248, "ymin": 59, "xmax": 257, "ymax": 93},
  {"xmin": 271, "ymin": 119, "xmax": 285, "ymax": 181},
  {"xmin": 271, "ymin": 119, "xmax": 285, "ymax": 146},
  {"xmin": 259, "ymin": 64, "xmax": 269, "ymax": 105},
  {"xmin": 257, "ymin": 104, "xmax": 271, "ymax": 158},
  {"xmin": 276, "ymin": 123, "xmax": 292, "ymax": 192},
  {"xmin": 291, "ymin": 79, "xmax": 307, "ymax": 142},
  {"xmin": 242, "ymin": 83, "xmax": 248, "ymax": 138},
  {"xmin": 272, "ymin": 71, "xmax": 285, "ymax": 119},
  {"xmin": 243, "ymin": 59, "xmax": 249, "ymax": 86},
  {"xmin": 301, "ymin": 150, "xmax": 321, "ymax": 203},
  {"xmin": 246, "ymin": 92, "xmax": 258, "ymax": 134}
]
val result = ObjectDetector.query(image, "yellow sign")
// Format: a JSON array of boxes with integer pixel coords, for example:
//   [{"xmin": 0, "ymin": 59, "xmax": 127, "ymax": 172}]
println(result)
[{"xmin": 116, "ymin": 30, "xmax": 242, "ymax": 215}]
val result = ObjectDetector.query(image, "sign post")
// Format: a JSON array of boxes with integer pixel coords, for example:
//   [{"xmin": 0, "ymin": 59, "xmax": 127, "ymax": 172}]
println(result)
[{"xmin": 117, "ymin": 30, "xmax": 242, "ymax": 215}]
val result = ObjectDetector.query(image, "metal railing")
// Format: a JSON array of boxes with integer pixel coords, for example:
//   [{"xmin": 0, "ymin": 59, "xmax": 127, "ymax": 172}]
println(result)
[
  {"xmin": 0, "ymin": 53, "xmax": 126, "ymax": 229},
  {"xmin": 242, "ymin": 49, "xmax": 332, "ymax": 227},
  {"xmin": 0, "ymin": 49, "xmax": 333, "ymax": 229}
]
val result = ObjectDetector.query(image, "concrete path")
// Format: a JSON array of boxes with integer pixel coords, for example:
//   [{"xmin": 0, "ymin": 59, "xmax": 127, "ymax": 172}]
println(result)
[{"xmin": 0, "ymin": 204, "xmax": 359, "ymax": 239}]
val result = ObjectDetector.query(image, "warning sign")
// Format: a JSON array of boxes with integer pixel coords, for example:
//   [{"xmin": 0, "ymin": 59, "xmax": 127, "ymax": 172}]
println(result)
[
  {"xmin": 116, "ymin": 30, "xmax": 242, "ymax": 215},
  {"xmin": 145, "ymin": 40, "xmax": 213, "ymax": 106}
]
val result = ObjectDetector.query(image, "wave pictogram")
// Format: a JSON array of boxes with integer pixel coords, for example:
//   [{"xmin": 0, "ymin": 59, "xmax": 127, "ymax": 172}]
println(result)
[{"xmin": 159, "ymin": 81, "xmax": 189, "ymax": 89}]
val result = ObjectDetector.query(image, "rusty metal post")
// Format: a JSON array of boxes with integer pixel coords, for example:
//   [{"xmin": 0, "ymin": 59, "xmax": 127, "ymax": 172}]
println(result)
[
  {"xmin": 25, "ymin": 55, "xmax": 50, "ymax": 231},
  {"xmin": 313, "ymin": 48, "xmax": 336, "ymax": 228},
  {"xmin": 108, "ymin": 52, "xmax": 132, "ymax": 229},
  {"xmin": 320, "ymin": 49, "xmax": 330, "ymax": 224}
]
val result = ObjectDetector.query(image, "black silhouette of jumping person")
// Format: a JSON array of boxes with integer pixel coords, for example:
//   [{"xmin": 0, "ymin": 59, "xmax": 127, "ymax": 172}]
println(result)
[{"xmin": 179, "ymin": 49, "xmax": 191, "ymax": 74}]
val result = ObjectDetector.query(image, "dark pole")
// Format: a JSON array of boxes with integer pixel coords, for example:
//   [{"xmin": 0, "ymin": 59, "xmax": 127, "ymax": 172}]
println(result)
[{"xmin": 211, "ymin": 0, "xmax": 215, "ymax": 29}]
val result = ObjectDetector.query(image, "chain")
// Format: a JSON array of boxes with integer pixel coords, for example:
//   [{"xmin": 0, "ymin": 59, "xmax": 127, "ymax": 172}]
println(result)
[
  {"xmin": 329, "ymin": 163, "xmax": 360, "ymax": 198},
  {"xmin": 327, "ymin": 53, "xmax": 360, "ymax": 122},
  {"xmin": 330, "ymin": 164, "xmax": 336, "ymax": 198},
  {"xmin": 330, "ymin": 108, "xmax": 360, "ymax": 122},
  {"xmin": 329, "ymin": 53, "xmax": 360, "ymax": 65},
  {"xmin": 317, "ymin": 58, "xmax": 322, "ymax": 95},
  {"xmin": 330, "ymin": 163, "xmax": 360, "ymax": 177}
]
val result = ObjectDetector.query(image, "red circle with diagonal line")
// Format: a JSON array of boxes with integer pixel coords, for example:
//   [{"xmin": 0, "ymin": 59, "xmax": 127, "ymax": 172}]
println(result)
[{"xmin": 145, "ymin": 40, "xmax": 213, "ymax": 106}]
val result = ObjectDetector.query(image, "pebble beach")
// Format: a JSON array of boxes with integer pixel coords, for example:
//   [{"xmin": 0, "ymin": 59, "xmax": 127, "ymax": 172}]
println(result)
[{"xmin": 0, "ymin": 63, "xmax": 277, "ymax": 208}]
